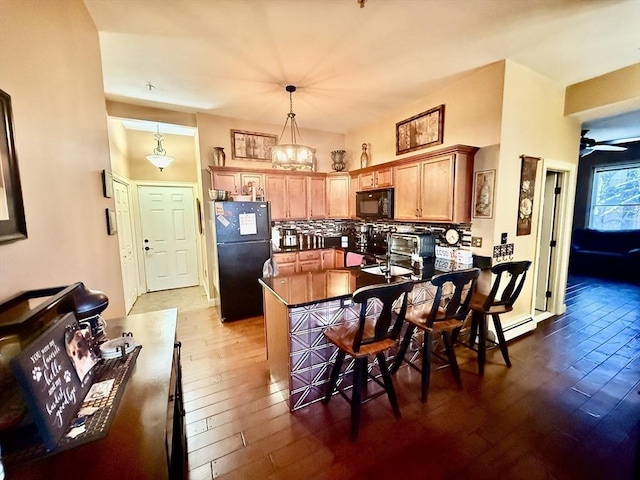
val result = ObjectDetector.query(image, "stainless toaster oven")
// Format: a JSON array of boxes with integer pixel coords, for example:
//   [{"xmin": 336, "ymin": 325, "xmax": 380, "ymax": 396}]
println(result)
[{"xmin": 389, "ymin": 233, "xmax": 436, "ymax": 258}]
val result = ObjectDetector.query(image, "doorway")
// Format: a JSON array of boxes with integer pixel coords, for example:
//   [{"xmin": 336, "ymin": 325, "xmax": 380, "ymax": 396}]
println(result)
[
  {"xmin": 535, "ymin": 171, "xmax": 560, "ymax": 312},
  {"xmin": 138, "ymin": 185, "xmax": 199, "ymax": 292},
  {"xmin": 113, "ymin": 178, "xmax": 138, "ymax": 312},
  {"xmin": 534, "ymin": 160, "xmax": 577, "ymax": 320}
]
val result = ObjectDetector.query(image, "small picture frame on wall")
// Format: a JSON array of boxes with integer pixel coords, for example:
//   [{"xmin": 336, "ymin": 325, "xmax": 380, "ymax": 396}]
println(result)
[
  {"xmin": 102, "ymin": 169, "xmax": 114, "ymax": 198},
  {"xmin": 473, "ymin": 170, "xmax": 495, "ymax": 219},
  {"xmin": 231, "ymin": 129, "xmax": 278, "ymax": 161},
  {"xmin": 516, "ymin": 155, "xmax": 541, "ymax": 236},
  {"xmin": 105, "ymin": 208, "xmax": 117, "ymax": 235},
  {"xmin": 396, "ymin": 104, "xmax": 444, "ymax": 155}
]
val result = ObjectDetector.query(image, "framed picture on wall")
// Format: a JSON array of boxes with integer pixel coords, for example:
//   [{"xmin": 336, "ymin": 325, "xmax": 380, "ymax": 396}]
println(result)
[
  {"xmin": 516, "ymin": 155, "xmax": 541, "ymax": 236},
  {"xmin": 102, "ymin": 169, "xmax": 114, "ymax": 198},
  {"xmin": 396, "ymin": 104, "xmax": 444, "ymax": 155},
  {"xmin": 473, "ymin": 170, "xmax": 495, "ymax": 219},
  {"xmin": 106, "ymin": 208, "xmax": 117, "ymax": 235},
  {"xmin": 0, "ymin": 89, "xmax": 27, "ymax": 243},
  {"xmin": 230, "ymin": 129, "xmax": 278, "ymax": 161}
]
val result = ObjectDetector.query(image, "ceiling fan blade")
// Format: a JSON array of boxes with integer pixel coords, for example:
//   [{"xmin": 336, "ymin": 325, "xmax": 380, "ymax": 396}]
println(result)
[
  {"xmin": 580, "ymin": 149, "xmax": 594, "ymax": 157},
  {"xmin": 592, "ymin": 144, "xmax": 628, "ymax": 152}
]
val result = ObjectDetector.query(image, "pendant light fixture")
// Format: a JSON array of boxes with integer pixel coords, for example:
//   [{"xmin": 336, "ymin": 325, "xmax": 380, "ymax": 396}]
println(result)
[
  {"xmin": 146, "ymin": 125, "xmax": 174, "ymax": 171},
  {"xmin": 271, "ymin": 85, "xmax": 314, "ymax": 171}
]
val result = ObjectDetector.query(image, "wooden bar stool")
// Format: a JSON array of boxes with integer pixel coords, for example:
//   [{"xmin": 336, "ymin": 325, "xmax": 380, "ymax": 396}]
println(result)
[
  {"xmin": 322, "ymin": 280, "xmax": 413, "ymax": 441},
  {"xmin": 467, "ymin": 260, "xmax": 532, "ymax": 376},
  {"xmin": 390, "ymin": 268, "xmax": 480, "ymax": 402}
]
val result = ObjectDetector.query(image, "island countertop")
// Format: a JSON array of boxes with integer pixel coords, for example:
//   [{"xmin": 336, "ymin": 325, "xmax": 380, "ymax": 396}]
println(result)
[{"xmin": 258, "ymin": 258, "xmax": 476, "ymax": 307}]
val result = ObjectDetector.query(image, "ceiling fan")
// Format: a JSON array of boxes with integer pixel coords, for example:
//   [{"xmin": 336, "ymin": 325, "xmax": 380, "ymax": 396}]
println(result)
[{"xmin": 580, "ymin": 129, "xmax": 628, "ymax": 157}]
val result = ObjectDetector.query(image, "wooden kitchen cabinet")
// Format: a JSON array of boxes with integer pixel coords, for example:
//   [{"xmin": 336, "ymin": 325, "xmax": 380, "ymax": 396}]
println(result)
[
  {"xmin": 298, "ymin": 250, "xmax": 321, "ymax": 272},
  {"xmin": 241, "ymin": 172, "xmax": 265, "ymax": 194},
  {"xmin": 320, "ymin": 249, "xmax": 335, "ymax": 269},
  {"xmin": 308, "ymin": 177, "xmax": 326, "ymax": 219},
  {"xmin": 266, "ymin": 174, "xmax": 308, "ymax": 220},
  {"xmin": 326, "ymin": 174, "xmax": 350, "ymax": 219},
  {"xmin": 273, "ymin": 249, "xmax": 338, "ymax": 274},
  {"xmin": 211, "ymin": 170, "xmax": 241, "ymax": 194},
  {"xmin": 394, "ymin": 162, "xmax": 421, "ymax": 220},
  {"xmin": 209, "ymin": 169, "xmax": 263, "ymax": 196},
  {"xmin": 358, "ymin": 166, "xmax": 393, "ymax": 191},
  {"xmin": 273, "ymin": 252, "xmax": 297, "ymax": 275},
  {"xmin": 393, "ymin": 148, "xmax": 474, "ymax": 222}
]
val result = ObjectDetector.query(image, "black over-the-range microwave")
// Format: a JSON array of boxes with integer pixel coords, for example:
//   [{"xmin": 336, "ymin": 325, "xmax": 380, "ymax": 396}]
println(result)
[{"xmin": 355, "ymin": 188, "xmax": 394, "ymax": 220}]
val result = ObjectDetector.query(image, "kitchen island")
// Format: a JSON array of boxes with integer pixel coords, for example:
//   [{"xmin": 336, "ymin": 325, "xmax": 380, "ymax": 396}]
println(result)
[{"xmin": 259, "ymin": 262, "xmax": 451, "ymax": 411}]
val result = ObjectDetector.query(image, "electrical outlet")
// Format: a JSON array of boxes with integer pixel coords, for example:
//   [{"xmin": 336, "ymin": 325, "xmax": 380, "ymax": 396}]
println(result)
[
  {"xmin": 471, "ymin": 236, "xmax": 482, "ymax": 247},
  {"xmin": 501, "ymin": 232, "xmax": 508, "ymax": 245}
]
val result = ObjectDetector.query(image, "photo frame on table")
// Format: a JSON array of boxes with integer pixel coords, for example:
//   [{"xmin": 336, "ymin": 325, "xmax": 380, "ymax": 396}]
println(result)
[
  {"xmin": 396, "ymin": 104, "xmax": 444, "ymax": 155},
  {"xmin": 473, "ymin": 169, "xmax": 496, "ymax": 219},
  {"xmin": 516, "ymin": 155, "xmax": 541, "ymax": 236},
  {"xmin": 231, "ymin": 129, "xmax": 278, "ymax": 161},
  {"xmin": 106, "ymin": 208, "xmax": 117, "ymax": 235},
  {"xmin": 0, "ymin": 89, "xmax": 27, "ymax": 243},
  {"xmin": 102, "ymin": 169, "xmax": 114, "ymax": 198}
]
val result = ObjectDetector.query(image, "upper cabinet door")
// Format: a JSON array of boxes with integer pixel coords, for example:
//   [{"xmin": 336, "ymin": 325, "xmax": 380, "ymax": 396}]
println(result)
[
  {"xmin": 393, "ymin": 162, "xmax": 421, "ymax": 220},
  {"xmin": 420, "ymin": 156, "xmax": 454, "ymax": 222},
  {"xmin": 308, "ymin": 177, "xmax": 326, "ymax": 219},
  {"xmin": 265, "ymin": 175, "xmax": 287, "ymax": 220},
  {"xmin": 327, "ymin": 175, "xmax": 350, "ymax": 219},
  {"xmin": 212, "ymin": 171, "xmax": 239, "ymax": 194},
  {"xmin": 287, "ymin": 176, "xmax": 308, "ymax": 219}
]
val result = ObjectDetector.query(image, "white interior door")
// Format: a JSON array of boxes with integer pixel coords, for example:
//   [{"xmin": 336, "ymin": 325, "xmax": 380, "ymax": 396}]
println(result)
[
  {"xmin": 535, "ymin": 171, "xmax": 559, "ymax": 312},
  {"xmin": 138, "ymin": 185, "xmax": 198, "ymax": 292},
  {"xmin": 113, "ymin": 180, "xmax": 138, "ymax": 312}
]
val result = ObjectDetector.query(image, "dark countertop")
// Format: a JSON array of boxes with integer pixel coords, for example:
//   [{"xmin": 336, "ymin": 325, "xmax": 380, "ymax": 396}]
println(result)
[{"xmin": 259, "ymin": 259, "xmax": 479, "ymax": 307}]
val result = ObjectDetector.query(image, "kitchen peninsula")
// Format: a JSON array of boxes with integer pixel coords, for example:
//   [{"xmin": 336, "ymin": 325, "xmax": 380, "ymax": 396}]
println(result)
[{"xmin": 259, "ymin": 262, "xmax": 449, "ymax": 411}]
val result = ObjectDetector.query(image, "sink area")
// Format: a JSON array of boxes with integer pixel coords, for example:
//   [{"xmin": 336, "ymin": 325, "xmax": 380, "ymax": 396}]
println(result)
[{"xmin": 360, "ymin": 265, "xmax": 414, "ymax": 277}]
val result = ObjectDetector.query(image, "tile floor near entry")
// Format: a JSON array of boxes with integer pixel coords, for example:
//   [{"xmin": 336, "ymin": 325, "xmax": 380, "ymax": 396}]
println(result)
[{"xmin": 129, "ymin": 278, "xmax": 640, "ymax": 479}]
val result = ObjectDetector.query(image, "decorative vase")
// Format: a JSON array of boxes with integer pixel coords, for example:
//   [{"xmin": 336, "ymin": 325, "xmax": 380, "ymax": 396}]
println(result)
[
  {"xmin": 212, "ymin": 147, "xmax": 226, "ymax": 167},
  {"xmin": 331, "ymin": 150, "xmax": 346, "ymax": 172},
  {"xmin": 360, "ymin": 143, "xmax": 369, "ymax": 169}
]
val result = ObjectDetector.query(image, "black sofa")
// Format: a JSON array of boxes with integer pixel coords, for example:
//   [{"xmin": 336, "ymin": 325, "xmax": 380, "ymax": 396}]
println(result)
[{"xmin": 569, "ymin": 228, "xmax": 640, "ymax": 282}]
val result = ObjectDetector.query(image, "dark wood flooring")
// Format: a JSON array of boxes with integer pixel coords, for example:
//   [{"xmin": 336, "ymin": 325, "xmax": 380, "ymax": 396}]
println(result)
[{"xmin": 178, "ymin": 275, "xmax": 640, "ymax": 479}]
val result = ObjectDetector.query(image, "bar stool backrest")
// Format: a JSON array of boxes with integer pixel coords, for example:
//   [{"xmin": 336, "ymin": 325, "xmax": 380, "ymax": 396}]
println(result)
[
  {"xmin": 351, "ymin": 280, "xmax": 414, "ymax": 352},
  {"xmin": 484, "ymin": 260, "xmax": 532, "ymax": 311},
  {"xmin": 426, "ymin": 268, "xmax": 481, "ymax": 328}
]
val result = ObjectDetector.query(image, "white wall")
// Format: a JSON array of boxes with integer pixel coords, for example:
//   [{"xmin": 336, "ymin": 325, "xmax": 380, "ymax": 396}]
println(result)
[{"xmin": 0, "ymin": 0, "xmax": 125, "ymax": 317}]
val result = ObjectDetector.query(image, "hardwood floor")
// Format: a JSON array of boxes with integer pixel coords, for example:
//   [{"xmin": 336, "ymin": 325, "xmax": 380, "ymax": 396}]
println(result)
[{"xmin": 173, "ymin": 277, "xmax": 639, "ymax": 479}]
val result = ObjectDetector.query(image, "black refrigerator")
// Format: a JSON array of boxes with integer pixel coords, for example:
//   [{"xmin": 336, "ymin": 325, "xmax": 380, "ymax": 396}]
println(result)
[{"xmin": 210, "ymin": 201, "xmax": 271, "ymax": 322}]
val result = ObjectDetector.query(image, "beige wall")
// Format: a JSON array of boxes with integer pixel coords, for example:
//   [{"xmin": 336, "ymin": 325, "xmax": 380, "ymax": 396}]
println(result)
[
  {"xmin": 125, "ymin": 129, "xmax": 198, "ymax": 182},
  {"xmin": 344, "ymin": 62, "xmax": 506, "ymax": 167},
  {"xmin": 107, "ymin": 118, "xmax": 130, "ymax": 178},
  {"xmin": 565, "ymin": 63, "xmax": 640, "ymax": 121},
  {"xmin": 497, "ymin": 60, "xmax": 581, "ymax": 319},
  {"xmin": 196, "ymin": 112, "xmax": 345, "ymax": 175},
  {"xmin": 0, "ymin": 0, "xmax": 125, "ymax": 317}
]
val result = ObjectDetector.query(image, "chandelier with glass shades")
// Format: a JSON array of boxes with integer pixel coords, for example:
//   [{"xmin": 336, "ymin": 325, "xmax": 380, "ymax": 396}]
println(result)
[
  {"xmin": 146, "ymin": 125, "xmax": 174, "ymax": 171},
  {"xmin": 271, "ymin": 85, "xmax": 314, "ymax": 171}
]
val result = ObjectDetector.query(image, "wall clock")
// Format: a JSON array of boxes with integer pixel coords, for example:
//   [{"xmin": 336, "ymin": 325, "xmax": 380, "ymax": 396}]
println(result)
[{"xmin": 444, "ymin": 228, "xmax": 460, "ymax": 245}]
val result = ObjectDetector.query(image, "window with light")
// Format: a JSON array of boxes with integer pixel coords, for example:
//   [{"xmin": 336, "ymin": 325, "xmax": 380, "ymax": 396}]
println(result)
[{"xmin": 588, "ymin": 163, "xmax": 640, "ymax": 231}]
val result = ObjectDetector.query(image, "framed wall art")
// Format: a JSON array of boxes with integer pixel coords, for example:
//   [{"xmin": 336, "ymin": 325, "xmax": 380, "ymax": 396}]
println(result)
[
  {"xmin": 516, "ymin": 155, "xmax": 541, "ymax": 236},
  {"xmin": 102, "ymin": 169, "xmax": 114, "ymax": 198},
  {"xmin": 396, "ymin": 104, "xmax": 444, "ymax": 155},
  {"xmin": 0, "ymin": 89, "xmax": 27, "ymax": 243},
  {"xmin": 231, "ymin": 129, "xmax": 278, "ymax": 161},
  {"xmin": 473, "ymin": 169, "xmax": 495, "ymax": 219},
  {"xmin": 106, "ymin": 208, "xmax": 117, "ymax": 235}
]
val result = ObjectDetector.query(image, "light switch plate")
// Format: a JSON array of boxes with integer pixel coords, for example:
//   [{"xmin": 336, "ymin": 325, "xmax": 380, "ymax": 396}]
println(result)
[{"xmin": 471, "ymin": 236, "xmax": 482, "ymax": 247}]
